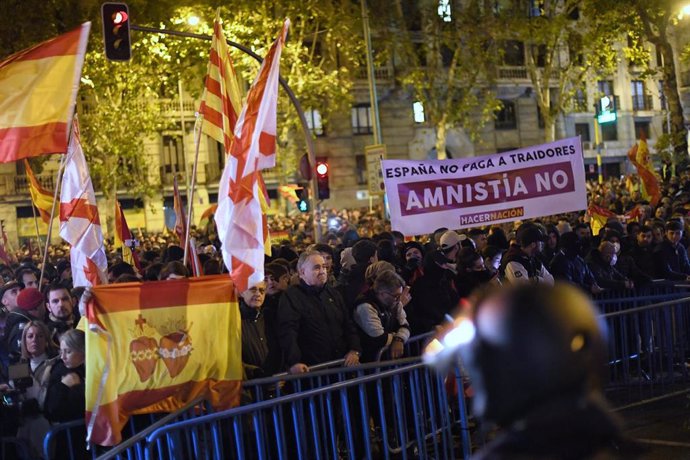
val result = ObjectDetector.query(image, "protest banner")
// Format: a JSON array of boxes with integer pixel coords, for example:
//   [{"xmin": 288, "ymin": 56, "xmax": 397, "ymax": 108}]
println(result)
[{"xmin": 382, "ymin": 137, "xmax": 587, "ymax": 235}]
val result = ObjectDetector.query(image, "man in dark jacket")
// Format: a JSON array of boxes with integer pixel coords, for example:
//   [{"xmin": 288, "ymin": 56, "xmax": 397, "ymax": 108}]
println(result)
[
  {"xmin": 586, "ymin": 242, "xmax": 634, "ymax": 291},
  {"xmin": 278, "ymin": 251, "xmax": 362, "ymax": 374},
  {"xmin": 239, "ymin": 281, "xmax": 281, "ymax": 378},
  {"xmin": 549, "ymin": 232, "xmax": 602, "ymax": 294},
  {"xmin": 352, "ymin": 271, "xmax": 410, "ymax": 362},
  {"xmin": 336, "ymin": 239, "xmax": 378, "ymax": 310},
  {"xmin": 653, "ymin": 219, "xmax": 690, "ymax": 281},
  {"xmin": 500, "ymin": 223, "xmax": 553, "ymax": 285}
]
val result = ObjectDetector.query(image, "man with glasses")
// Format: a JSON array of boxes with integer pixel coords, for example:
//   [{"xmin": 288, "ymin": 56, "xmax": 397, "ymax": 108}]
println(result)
[{"xmin": 353, "ymin": 270, "xmax": 410, "ymax": 362}]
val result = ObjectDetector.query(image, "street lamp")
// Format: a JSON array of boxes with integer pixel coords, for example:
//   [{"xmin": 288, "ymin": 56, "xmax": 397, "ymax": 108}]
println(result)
[{"xmin": 187, "ymin": 15, "xmax": 200, "ymax": 26}]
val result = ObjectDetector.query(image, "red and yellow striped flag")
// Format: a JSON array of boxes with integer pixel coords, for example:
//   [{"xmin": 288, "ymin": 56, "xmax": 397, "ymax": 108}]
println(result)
[
  {"xmin": 0, "ymin": 23, "xmax": 90, "ymax": 163},
  {"xmin": 587, "ymin": 203, "xmax": 615, "ymax": 238},
  {"xmin": 24, "ymin": 159, "xmax": 54, "ymax": 223},
  {"xmin": 198, "ymin": 9, "xmax": 243, "ymax": 150},
  {"xmin": 85, "ymin": 276, "xmax": 242, "ymax": 445}
]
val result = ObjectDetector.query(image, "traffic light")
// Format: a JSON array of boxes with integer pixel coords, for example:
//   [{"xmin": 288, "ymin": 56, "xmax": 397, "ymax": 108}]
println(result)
[
  {"xmin": 101, "ymin": 2, "xmax": 132, "ymax": 61},
  {"xmin": 316, "ymin": 159, "xmax": 330, "ymax": 200},
  {"xmin": 296, "ymin": 186, "xmax": 310, "ymax": 213}
]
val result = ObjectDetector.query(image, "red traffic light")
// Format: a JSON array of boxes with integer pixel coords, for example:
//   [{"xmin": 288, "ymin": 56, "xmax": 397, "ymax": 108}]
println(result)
[
  {"xmin": 316, "ymin": 162, "xmax": 328, "ymax": 176},
  {"xmin": 113, "ymin": 11, "xmax": 128, "ymax": 24}
]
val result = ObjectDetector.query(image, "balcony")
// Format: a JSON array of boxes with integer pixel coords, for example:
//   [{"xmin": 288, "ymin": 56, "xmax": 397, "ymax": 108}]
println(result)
[
  {"xmin": 355, "ymin": 65, "xmax": 393, "ymax": 81},
  {"xmin": 160, "ymin": 166, "xmax": 185, "ymax": 187},
  {"xmin": 498, "ymin": 66, "xmax": 528, "ymax": 80},
  {"xmin": 631, "ymin": 94, "xmax": 653, "ymax": 111},
  {"xmin": 14, "ymin": 174, "xmax": 55, "ymax": 195}
]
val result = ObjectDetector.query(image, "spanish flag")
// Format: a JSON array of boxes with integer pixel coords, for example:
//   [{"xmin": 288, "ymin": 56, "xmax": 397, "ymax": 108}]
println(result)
[
  {"xmin": 627, "ymin": 134, "xmax": 661, "ymax": 206},
  {"xmin": 114, "ymin": 200, "xmax": 141, "ymax": 271},
  {"xmin": 0, "ymin": 23, "xmax": 90, "ymax": 163},
  {"xmin": 587, "ymin": 203, "xmax": 615, "ymax": 237},
  {"xmin": 85, "ymin": 276, "xmax": 242, "ymax": 445},
  {"xmin": 24, "ymin": 159, "xmax": 54, "ymax": 223}
]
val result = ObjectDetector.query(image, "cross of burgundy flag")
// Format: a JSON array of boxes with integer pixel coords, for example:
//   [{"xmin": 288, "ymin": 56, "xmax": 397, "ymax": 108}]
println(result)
[
  {"xmin": 59, "ymin": 119, "xmax": 107, "ymax": 287},
  {"xmin": 214, "ymin": 19, "xmax": 289, "ymax": 293}
]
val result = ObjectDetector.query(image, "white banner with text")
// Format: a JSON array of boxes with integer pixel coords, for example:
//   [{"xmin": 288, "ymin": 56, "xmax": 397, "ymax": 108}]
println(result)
[{"xmin": 382, "ymin": 137, "xmax": 587, "ymax": 235}]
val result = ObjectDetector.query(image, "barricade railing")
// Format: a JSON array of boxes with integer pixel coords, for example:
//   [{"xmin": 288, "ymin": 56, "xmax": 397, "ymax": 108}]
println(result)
[
  {"xmin": 597, "ymin": 288, "xmax": 690, "ymax": 408},
  {"xmin": 142, "ymin": 359, "xmax": 472, "ymax": 460},
  {"xmin": 39, "ymin": 397, "xmax": 210, "ymax": 460}
]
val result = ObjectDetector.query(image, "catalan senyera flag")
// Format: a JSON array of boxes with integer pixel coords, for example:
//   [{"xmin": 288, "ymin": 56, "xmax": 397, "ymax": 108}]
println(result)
[
  {"xmin": 24, "ymin": 159, "xmax": 54, "ymax": 223},
  {"xmin": 59, "ymin": 119, "xmax": 107, "ymax": 287},
  {"xmin": 199, "ymin": 8, "xmax": 243, "ymax": 150},
  {"xmin": 114, "ymin": 199, "xmax": 141, "ymax": 272},
  {"xmin": 627, "ymin": 134, "xmax": 661, "ymax": 207},
  {"xmin": 0, "ymin": 23, "xmax": 90, "ymax": 163},
  {"xmin": 215, "ymin": 20, "xmax": 288, "ymax": 293},
  {"xmin": 587, "ymin": 203, "xmax": 615, "ymax": 238},
  {"xmin": 85, "ymin": 276, "xmax": 242, "ymax": 445}
]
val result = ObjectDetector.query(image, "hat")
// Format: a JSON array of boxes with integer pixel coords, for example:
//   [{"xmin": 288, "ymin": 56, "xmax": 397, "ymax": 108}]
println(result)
[
  {"xmin": 440, "ymin": 231, "xmax": 466, "ymax": 251},
  {"xmin": 404, "ymin": 241, "xmax": 424, "ymax": 257},
  {"xmin": 16, "ymin": 287, "xmax": 44, "ymax": 312},
  {"xmin": 0, "ymin": 280, "xmax": 20, "ymax": 299},
  {"xmin": 516, "ymin": 223, "xmax": 546, "ymax": 247},
  {"xmin": 265, "ymin": 263, "xmax": 288, "ymax": 280}
]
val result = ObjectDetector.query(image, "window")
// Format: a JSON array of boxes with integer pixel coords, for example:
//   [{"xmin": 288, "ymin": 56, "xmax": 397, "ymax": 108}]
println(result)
[
  {"xmin": 600, "ymin": 121, "xmax": 618, "ymax": 141},
  {"xmin": 355, "ymin": 155, "xmax": 367, "ymax": 185},
  {"xmin": 305, "ymin": 109, "xmax": 324, "ymax": 136},
  {"xmin": 659, "ymin": 80, "xmax": 667, "ymax": 110},
  {"xmin": 656, "ymin": 47, "xmax": 664, "ymax": 67},
  {"xmin": 631, "ymin": 80, "xmax": 648, "ymax": 110},
  {"xmin": 597, "ymin": 80, "xmax": 614, "ymax": 96},
  {"xmin": 575, "ymin": 123, "xmax": 591, "ymax": 142},
  {"xmin": 634, "ymin": 120, "xmax": 650, "ymax": 139},
  {"xmin": 495, "ymin": 100, "xmax": 517, "ymax": 130},
  {"xmin": 161, "ymin": 135, "xmax": 185, "ymax": 175},
  {"xmin": 352, "ymin": 104, "xmax": 373, "ymax": 135},
  {"xmin": 413, "ymin": 101, "xmax": 426, "ymax": 123},
  {"xmin": 503, "ymin": 41, "xmax": 525, "ymax": 66},
  {"xmin": 573, "ymin": 86, "xmax": 587, "ymax": 111},
  {"xmin": 438, "ymin": 0, "xmax": 451, "ymax": 22}
]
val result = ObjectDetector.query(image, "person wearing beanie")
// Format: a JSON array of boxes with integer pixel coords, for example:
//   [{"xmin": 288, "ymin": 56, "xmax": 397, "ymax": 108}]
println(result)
[
  {"xmin": 3, "ymin": 287, "xmax": 45, "ymax": 364},
  {"xmin": 337, "ymin": 239, "xmax": 379, "ymax": 309},
  {"xmin": 500, "ymin": 223, "xmax": 554, "ymax": 285},
  {"xmin": 401, "ymin": 241, "xmax": 425, "ymax": 285}
]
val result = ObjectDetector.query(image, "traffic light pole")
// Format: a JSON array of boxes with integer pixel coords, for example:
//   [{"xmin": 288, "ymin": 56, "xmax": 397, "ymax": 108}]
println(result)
[{"xmin": 130, "ymin": 24, "xmax": 320, "ymax": 242}]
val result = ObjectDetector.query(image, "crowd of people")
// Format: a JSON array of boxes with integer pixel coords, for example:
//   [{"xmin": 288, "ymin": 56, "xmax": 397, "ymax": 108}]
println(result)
[{"xmin": 1, "ymin": 169, "xmax": 690, "ymax": 453}]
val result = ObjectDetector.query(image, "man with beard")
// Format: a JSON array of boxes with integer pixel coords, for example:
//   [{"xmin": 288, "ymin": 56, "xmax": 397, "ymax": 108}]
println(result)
[
  {"xmin": 45, "ymin": 283, "xmax": 77, "ymax": 342},
  {"xmin": 278, "ymin": 251, "xmax": 361, "ymax": 374}
]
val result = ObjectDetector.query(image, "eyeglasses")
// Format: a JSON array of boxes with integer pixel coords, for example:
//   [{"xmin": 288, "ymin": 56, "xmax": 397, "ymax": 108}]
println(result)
[{"xmin": 381, "ymin": 290, "xmax": 403, "ymax": 301}]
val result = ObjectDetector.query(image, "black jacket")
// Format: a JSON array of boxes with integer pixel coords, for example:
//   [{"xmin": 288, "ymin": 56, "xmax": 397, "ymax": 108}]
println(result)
[
  {"xmin": 586, "ymin": 250, "xmax": 629, "ymax": 290},
  {"xmin": 239, "ymin": 301, "xmax": 280, "ymax": 378},
  {"xmin": 653, "ymin": 239, "xmax": 690, "ymax": 281},
  {"xmin": 473, "ymin": 394, "xmax": 639, "ymax": 460},
  {"xmin": 550, "ymin": 251, "xmax": 597, "ymax": 292},
  {"xmin": 407, "ymin": 260, "xmax": 459, "ymax": 335},
  {"xmin": 352, "ymin": 290, "xmax": 409, "ymax": 362},
  {"xmin": 278, "ymin": 281, "xmax": 361, "ymax": 367},
  {"xmin": 43, "ymin": 361, "xmax": 85, "ymax": 423}
]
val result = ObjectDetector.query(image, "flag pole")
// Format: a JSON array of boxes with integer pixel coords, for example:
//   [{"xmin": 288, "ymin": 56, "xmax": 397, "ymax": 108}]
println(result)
[
  {"xmin": 39, "ymin": 151, "xmax": 67, "ymax": 286},
  {"xmin": 183, "ymin": 114, "xmax": 203, "ymax": 265},
  {"xmin": 29, "ymin": 202, "xmax": 44, "ymax": 259}
]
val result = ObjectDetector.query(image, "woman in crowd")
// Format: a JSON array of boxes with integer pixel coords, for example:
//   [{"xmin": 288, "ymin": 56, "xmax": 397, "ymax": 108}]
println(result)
[
  {"xmin": 43, "ymin": 329, "xmax": 86, "ymax": 460},
  {"xmin": 14, "ymin": 321, "xmax": 58, "ymax": 458}
]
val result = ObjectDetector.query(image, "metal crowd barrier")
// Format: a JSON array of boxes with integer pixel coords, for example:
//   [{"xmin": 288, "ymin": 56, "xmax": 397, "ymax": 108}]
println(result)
[
  {"xmin": 40, "ymin": 284, "xmax": 690, "ymax": 460},
  {"xmin": 596, "ymin": 287, "xmax": 690, "ymax": 408},
  {"xmin": 141, "ymin": 359, "xmax": 471, "ymax": 460}
]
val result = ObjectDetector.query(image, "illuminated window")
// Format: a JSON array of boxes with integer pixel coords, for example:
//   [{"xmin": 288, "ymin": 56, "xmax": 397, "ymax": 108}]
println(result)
[
  {"xmin": 413, "ymin": 101, "xmax": 425, "ymax": 123},
  {"xmin": 305, "ymin": 109, "xmax": 324, "ymax": 136}
]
